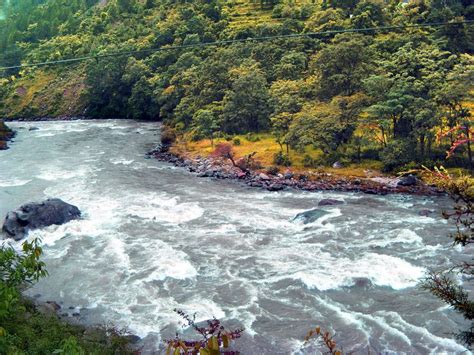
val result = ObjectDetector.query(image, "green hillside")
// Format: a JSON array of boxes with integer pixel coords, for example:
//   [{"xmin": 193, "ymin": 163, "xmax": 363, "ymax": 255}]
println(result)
[{"xmin": 0, "ymin": 0, "xmax": 473, "ymax": 170}]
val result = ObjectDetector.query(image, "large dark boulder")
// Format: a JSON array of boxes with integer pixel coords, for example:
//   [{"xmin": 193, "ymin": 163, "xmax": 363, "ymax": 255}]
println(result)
[
  {"xmin": 397, "ymin": 175, "xmax": 418, "ymax": 187},
  {"xmin": 292, "ymin": 209, "xmax": 329, "ymax": 224},
  {"xmin": 2, "ymin": 199, "xmax": 81, "ymax": 240}
]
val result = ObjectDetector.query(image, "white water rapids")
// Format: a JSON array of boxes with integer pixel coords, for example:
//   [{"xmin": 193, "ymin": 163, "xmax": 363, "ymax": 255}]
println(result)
[{"xmin": 0, "ymin": 120, "xmax": 470, "ymax": 354}]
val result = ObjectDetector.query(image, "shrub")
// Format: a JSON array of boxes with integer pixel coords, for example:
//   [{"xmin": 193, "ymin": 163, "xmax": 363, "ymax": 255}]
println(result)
[
  {"xmin": 246, "ymin": 133, "xmax": 260, "ymax": 142},
  {"xmin": 266, "ymin": 166, "xmax": 280, "ymax": 175},
  {"xmin": 273, "ymin": 151, "xmax": 291, "ymax": 166},
  {"xmin": 174, "ymin": 122, "xmax": 185, "ymax": 132},
  {"xmin": 302, "ymin": 154, "xmax": 316, "ymax": 168},
  {"xmin": 0, "ymin": 239, "xmax": 134, "ymax": 354},
  {"xmin": 381, "ymin": 139, "xmax": 413, "ymax": 172},
  {"xmin": 160, "ymin": 126, "xmax": 176, "ymax": 148},
  {"xmin": 166, "ymin": 309, "xmax": 243, "ymax": 355},
  {"xmin": 233, "ymin": 137, "xmax": 241, "ymax": 145}
]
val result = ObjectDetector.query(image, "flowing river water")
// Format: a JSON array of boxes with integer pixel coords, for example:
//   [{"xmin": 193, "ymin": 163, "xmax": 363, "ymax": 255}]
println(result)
[{"xmin": 0, "ymin": 120, "xmax": 470, "ymax": 354}]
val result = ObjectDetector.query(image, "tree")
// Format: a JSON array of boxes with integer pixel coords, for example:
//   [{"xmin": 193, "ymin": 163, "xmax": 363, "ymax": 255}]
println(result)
[
  {"xmin": 364, "ymin": 42, "xmax": 458, "ymax": 160},
  {"xmin": 311, "ymin": 33, "xmax": 372, "ymax": 100},
  {"xmin": 222, "ymin": 63, "xmax": 271, "ymax": 134},
  {"xmin": 288, "ymin": 100, "xmax": 356, "ymax": 156},
  {"xmin": 271, "ymin": 112, "xmax": 294, "ymax": 154},
  {"xmin": 274, "ymin": 52, "xmax": 307, "ymax": 80},
  {"xmin": 269, "ymin": 79, "xmax": 306, "ymax": 115},
  {"xmin": 192, "ymin": 108, "xmax": 221, "ymax": 147},
  {"xmin": 435, "ymin": 56, "xmax": 473, "ymax": 167},
  {"xmin": 304, "ymin": 8, "xmax": 346, "ymax": 35},
  {"xmin": 350, "ymin": 0, "xmax": 386, "ymax": 28}
]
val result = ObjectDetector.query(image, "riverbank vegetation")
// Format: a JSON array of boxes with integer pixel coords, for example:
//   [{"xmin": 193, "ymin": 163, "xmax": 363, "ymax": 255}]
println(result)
[
  {"xmin": 0, "ymin": 0, "xmax": 473, "ymax": 173},
  {"xmin": 0, "ymin": 238, "xmax": 134, "ymax": 354},
  {"xmin": 0, "ymin": 120, "xmax": 14, "ymax": 149}
]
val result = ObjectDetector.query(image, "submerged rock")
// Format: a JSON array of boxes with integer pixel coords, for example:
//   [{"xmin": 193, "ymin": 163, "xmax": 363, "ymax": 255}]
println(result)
[
  {"xmin": 2, "ymin": 198, "xmax": 81, "ymax": 240},
  {"xmin": 292, "ymin": 209, "xmax": 329, "ymax": 224},
  {"xmin": 318, "ymin": 199, "xmax": 344, "ymax": 206},
  {"xmin": 419, "ymin": 209, "xmax": 435, "ymax": 217},
  {"xmin": 266, "ymin": 183, "xmax": 285, "ymax": 191}
]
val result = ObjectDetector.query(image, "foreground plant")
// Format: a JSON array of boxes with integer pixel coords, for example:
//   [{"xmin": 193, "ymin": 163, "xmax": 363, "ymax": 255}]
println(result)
[
  {"xmin": 303, "ymin": 326, "xmax": 342, "ymax": 354},
  {"xmin": 419, "ymin": 167, "xmax": 473, "ymax": 347},
  {"xmin": 166, "ymin": 309, "xmax": 244, "ymax": 355},
  {"xmin": 0, "ymin": 239, "xmax": 134, "ymax": 354}
]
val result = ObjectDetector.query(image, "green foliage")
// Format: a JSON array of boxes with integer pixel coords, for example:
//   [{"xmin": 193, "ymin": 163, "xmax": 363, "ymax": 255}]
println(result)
[
  {"xmin": 0, "ymin": 239, "xmax": 133, "ymax": 354},
  {"xmin": 380, "ymin": 139, "xmax": 413, "ymax": 172},
  {"xmin": 0, "ymin": 0, "xmax": 473, "ymax": 170},
  {"xmin": 192, "ymin": 108, "xmax": 221, "ymax": 146},
  {"xmin": 311, "ymin": 33, "xmax": 373, "ymax": 99},
  {"xmin": 273, "ymin": 151, "xmax": 291, "ymax": 166},
  {"xmin": 0, "ymin": 239, "xmax": 47, "ymax": 321},
  {"xmin": 232, "ymin": 137, "xmax": 241, "ymax": 145}
]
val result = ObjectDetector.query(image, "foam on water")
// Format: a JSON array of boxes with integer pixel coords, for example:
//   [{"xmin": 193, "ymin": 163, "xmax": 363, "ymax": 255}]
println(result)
[
  {"xmin": 0, "ymin": 178, "xmax": 31, "ymax": 187},
  {"xmin": 110, "ymin": 158, "xmax": 135, "ymax": 165},
  {"xmin": 123, "ymin": 193, "xmax": 204, "ymax": 224},
  {"xmin": 289, "ymin": 253, "xmax": 425, "ymax": 291}
]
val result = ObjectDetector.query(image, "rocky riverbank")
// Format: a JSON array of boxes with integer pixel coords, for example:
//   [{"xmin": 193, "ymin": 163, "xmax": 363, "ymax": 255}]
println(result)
[{"xmin": 149, "ymin": 148, "xmax": 443, "ymax": 196}]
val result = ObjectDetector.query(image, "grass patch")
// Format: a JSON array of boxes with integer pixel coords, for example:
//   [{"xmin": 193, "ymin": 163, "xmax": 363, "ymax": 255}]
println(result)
[{"xmin": 172, "ymin": 133, "xmax": 385, "ymax": 178}]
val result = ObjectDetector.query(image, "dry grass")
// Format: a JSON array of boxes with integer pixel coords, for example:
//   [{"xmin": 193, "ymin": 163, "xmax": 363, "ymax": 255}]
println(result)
[{"xmin": 172, "ymin": 133, "xmax": 385, "ymax": 178}]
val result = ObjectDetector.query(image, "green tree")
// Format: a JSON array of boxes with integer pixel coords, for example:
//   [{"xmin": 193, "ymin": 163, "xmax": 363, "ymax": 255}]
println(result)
[
  {"xmin": 222, "ymin": 63, "xmax": 271, "ymax": 133},
  {"xmin": 311, "ymin": 33, "xmax": 372, "ymax": 99},
  {"xmin": 192, "ymin": 108, "xmax": 221, "ymax": 147},
  {"xmin": 288, "ymin": 100, "xmax": 356, "ymax": 156},
  {"xmin": 271, "ymin": 112, "xmax": 294, "ymax": 154}
]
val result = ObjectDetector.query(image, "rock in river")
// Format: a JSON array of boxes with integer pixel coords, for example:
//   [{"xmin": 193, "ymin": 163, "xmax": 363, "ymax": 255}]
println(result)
[
  {"xmin": 318, "ymin": 199, "xmax": 344, "ymax": 206},
  {"xmin": 2, "ymin": 198, "xmax": 81, "ymax": 240},
  {"xmin": 397, "ymin": 175, "xmax": 418, "ymax": 186},
  {"xmin": 292, "ymin": 209, "xmax": 329, "ymax": 224}
]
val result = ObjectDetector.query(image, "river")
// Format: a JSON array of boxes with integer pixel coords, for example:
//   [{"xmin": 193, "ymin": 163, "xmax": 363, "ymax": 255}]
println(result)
[{"xmin": 0, "ymin": 120, "xmax": 470, "ymax": 353}]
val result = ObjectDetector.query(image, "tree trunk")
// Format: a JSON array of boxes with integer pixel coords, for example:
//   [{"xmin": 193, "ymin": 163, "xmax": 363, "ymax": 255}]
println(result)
[
  {"xmin": 466, "ymin": 124, "xmax": 472, "ymax": 169},
  {"xmin": 419, "ymin": 134, "xmax": 425, "ymax": 161}
]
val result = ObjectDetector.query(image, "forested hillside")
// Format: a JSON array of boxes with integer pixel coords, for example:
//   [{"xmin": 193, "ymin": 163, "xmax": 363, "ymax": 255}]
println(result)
[{"xmin": 0, "ymin": 0, "xmax": 473, "ymax": 170}]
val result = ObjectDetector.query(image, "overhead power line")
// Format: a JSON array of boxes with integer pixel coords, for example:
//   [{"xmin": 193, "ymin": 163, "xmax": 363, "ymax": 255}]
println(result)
[{"xmin": 0, "ymin": 20, "xmax": 472, "ymax": 71}]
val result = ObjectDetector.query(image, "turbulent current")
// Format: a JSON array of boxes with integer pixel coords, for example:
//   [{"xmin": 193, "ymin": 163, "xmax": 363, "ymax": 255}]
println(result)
[{"xmin": 0, "ymin": 120, "xmax": 470, "ymax": 354}]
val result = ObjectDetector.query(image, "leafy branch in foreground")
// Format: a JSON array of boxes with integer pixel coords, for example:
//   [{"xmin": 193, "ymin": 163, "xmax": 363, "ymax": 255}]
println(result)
[
  {"xmin": 166, "ymin": 309, "xmax": 244, "ymax": 355},
  {"xmin": 303, "ymin": 326, "xmax": 342, "ymax": 355},
  {"xmin": 0, "ymin": 238, "xmax": 47, "ymax": 321},
  {"xmin": 419, "ymin": 166, "xmax": 473, "ymax": 347}
]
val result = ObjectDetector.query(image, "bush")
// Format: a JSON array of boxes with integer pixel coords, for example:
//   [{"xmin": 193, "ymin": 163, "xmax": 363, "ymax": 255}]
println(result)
[
  {"xmin": 174, "ymin": 122, "xmax": 185, "ymax": 132},
  {"xmin": 302, "ymin": 154, "xmax": 316, "ymax": 168},
  {"xmin": 232, "ymin": 137, "xmax": 241, "ymax": 145},
  {"xmin": 246, "ymin": 133, "xmax": 260, "ymax": 142},
  {"xmin": 381, "ymin": 139, "xmax": 413, "ymax": 172},
  {"xmin": 160, "ymin": 126, "xmax": 176, "ymax": 147},
  {"xmin": 0, "ymin": 239, "xmax": 133, "ymax": 354},
  {"xmin": 273, "ymin": 151, "xmax": 291, "ymax": 166},
  {"xmin": 361, "ymin": 147, "xmax": 380, "ymax": 160},
  {"xmin": 266, "ymin": 166, "xmax": 280, "ymax": 175}
]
